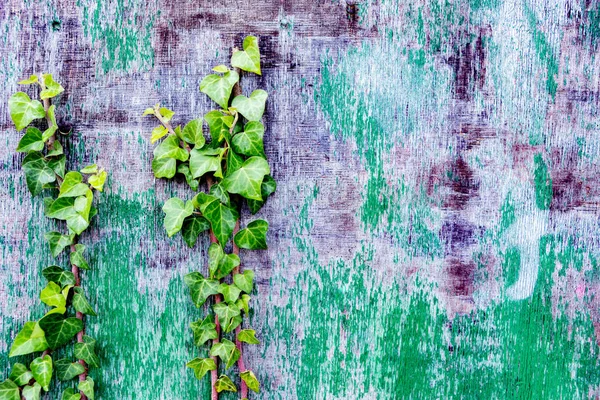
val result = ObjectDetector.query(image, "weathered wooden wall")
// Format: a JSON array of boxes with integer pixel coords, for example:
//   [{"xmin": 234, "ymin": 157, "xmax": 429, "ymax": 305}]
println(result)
[{"xmin": 2, "ymin": 0, "xmax": 600, "ymax": 398}]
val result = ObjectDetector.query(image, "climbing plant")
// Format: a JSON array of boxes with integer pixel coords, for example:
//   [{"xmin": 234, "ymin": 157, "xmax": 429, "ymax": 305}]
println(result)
[
  {"xmin": 144, "ymin": 36, "xmax": 273, "ymax": 398},
  {"xmin": 2, "ymin": 74, "xmax": 106, "ymax": 400}
]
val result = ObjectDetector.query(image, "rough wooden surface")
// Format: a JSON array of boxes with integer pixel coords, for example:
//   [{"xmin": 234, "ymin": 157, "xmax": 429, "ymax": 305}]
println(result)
[{"xmin": 2, "ymin": 0, "xmax": 600, "ymax": 398}]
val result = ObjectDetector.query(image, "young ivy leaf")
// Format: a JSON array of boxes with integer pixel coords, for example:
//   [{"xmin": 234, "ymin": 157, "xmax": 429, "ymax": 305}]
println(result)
[
  {"xmin": 30, "ymin": 355, "xmax": 52, "ymax": 391},
  {"xmin": 152, "ymin": 135, "xmax": 189, "ymax": 179},
  {"xmin": 240, "ymin": 370, "xmax": 260, "ymax": 393},
  {"xmin": 22, "ymin": 152, "xmax": 56, "ymax": 196},
  {"xmin": 59, "ymin": 171, "xmax": 89, "ymax": 198},
  {"xmin": 42, "ymin": 105, "xmax": 58, "ymax": 141},
  {"xmin": 212, "ymin": 65, "xmax": 229, "ymax": 73},
  {"xmin": 181, "ymin": 215, "xmax": 210, "ymax": 248},
  {"xmin": 231, "ymin": 35, "xmax": 261, "ymax": 75},
  {"xmin": 234, "ymin": 220, "xmax": 268, "ymax": 250},
  {"xmin": 237, "ymin": 329, "xmax": 260, "ymax": 345},
  {"xmin": 210, "ymin": 339, "xmax": 240, "ymax": 370},
  {"xmin": 40, "ymin": 281, "xmax": 67, "ymax": 309},
  {"xmin": 54, "ymin": 358, "xmax": 85, "ymax": 381},
  {"xmin": 78, "ymin": 377, "xmax": 94, "ymax": 400},
  {"xmin": 38, "ymin": 314, "xmax": 83, "ymax": 350},
  {"xmin": 181, "ymin": 119, "xmax": 206, "ymax": 148},
  {"xmin": 16, "ymin": 127, "xmax": 45, "ymax": 153},
  {"xmin": 74, "ymin": 335, "xmax": 100, "ymax": 368},
  {"xmin": 222, "ymin": 157, "xmax": 270, "ymax": 201},
  {"xmin": 247, "ymin": 175, "xmax": 277, "ymax": 214},
  {"xmin": 8, "ymin": 92, "xmax": 46, "ymax": 131},
  {"xmin": 213, "ymin": 303, "xmax": 242, "ymax": 333},
  {"xmin": 72, "ymin": 287, "xmax": 97, "ymax": 316},
  {"xmin": 151, "ymin": 125, "xmax": 169, "ymax": 144},
  {"xmin": 0, "ymin": 379, "xmax": 20, "ymax": 400},
  {"xmin": 236, "ymin": 294, "xmax": 251, "ymax": 314},
  {"xmin": 44, "ymin": 231, "xmax": 75, "ymax": 257},
  {"xmin": 214, "ymin": 375, "xmax": 237, "ymax": 393},
  {"xmin": 200, "ymin": 70, "xmax": 239, "ymax": 109},
  {"xmin": 8, "ymin": 363, "xmax": 32, "ymax": 386},
  {"xmin": 18, "ymin": 75, "xmax": 39, "ymax": 85},
  {"xmin": 204, "ymin": 111, "xmax": 233, "ymax": 145},
  {"xmin": 61, "ymin": 388, "xmax": 81, "ymax": 400},
  {"xmin": 186, "ymin": 357, "xmax": 216, "ymax": 381},
  {"xmin": 190, "ymin": 315, "xmax": 218, "ymax": 347},
  {"xmin": 231, "ymin": 89, "xmax": 268, "ymax": 122},
  {"xmin": 232, "ymin": 121, "xmax": 265, "ymax": 157},
  {"xmin": 70, "ymin": 244, "xmax": 90, "ymax": 270},
  {"xmin": 233, "ymin": 270, "xmax": 255, "ymax": 293},
  {"xmin": 177, "ymin": 163, "xmax": 199, "ymax": 191},
  {"xmin": 8, "ymin": 322, "xmax": 48, "ymax": 357},
  {"xmin": 162, "ymin": 198, "xmax": 194, "ymax": 237},
  {"xmin": 226, "ymin": 148, "xmax": 245, "ymax": 177},
  {"xmin": 218, "ymin": 283, "xmax": 242, "ymax": 303},
  {"xmin": 183, "ymin": 272, "xmax": 220, "ymax": 308},
  {"xmin": 88, "ymin": 170, "xmax": 107, "ymax": 192},
  {"xmin": 203, "ymin": 198, "xmax": 239, "ymax": 246},
  {"xmin": 21, "ymin": 382, "xmax": 41, "ymax": 400},
  {"xmin": 47, "ymin": 140, "xmax": 64, "ymax": 157},
  {"xmin": 40, "ymin": 73, "xmax": 65, "ymax": 100},
  {"xmin": 189, "ymin": 147, "xmax": 223, "ymax": 179},
  {"xmin": 208, "ymin": 243, "xmax": 240, "ymax": 279},
  {"xmin": 80, "ymin": 164, "xmax": 98, "ymax": 174},
  {"xmin": 159, "ymin": 107, "xmax": 175, "ymax": 122}
]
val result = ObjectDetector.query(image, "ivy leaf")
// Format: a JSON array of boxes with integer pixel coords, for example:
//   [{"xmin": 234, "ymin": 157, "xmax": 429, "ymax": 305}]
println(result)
[
  {"xmin": 78, "ymin": 377, "xmax": 94, "ymax": 400},
  {"xmin": 40, "ymin": 281, "xmax": 67, "ymax": 309},
  {"xmin": 80, "ymin": 164, "xmax": 98, "ymax": 174},
  {"xmin": 162, "ymin": 198, "xmax": 194, "ymax": 237},
  {"xmin": 181, "ymin": 215, "xmax": 210, "ymax": 248},
  {"xmin": 151, "ymin": 157, "xmax": 176, "ymax": 179},
  {"xmin": 186, "ymin": 357, "xmax": 216, "ymax": 381},
  {"xmin": 22, "ymin": 383, "xmax": 42, "ymax": 400},
  {"xmin": 209, "ymin": 182, "xmax": 230, "ymax": 205},
  {"xmin": 231, "ymin": 36, "xmax": 261, "ymax": 75},
  {"xmin": 8, "ymin": 322, "xmax": 48, "ymax": 357},
  {"xmin": 8, "ymin": 92, "xmax": 45, "ymax": 131},
  {"xmin": 46, "ymin": 197, "xmax": 77, "ymax": 219},
  {"xmin": 0, "ymin": 379, "xmax": 20, "ymax": 400},
  {"xmin": 200, "ymin": 70, "xmax": 239, "ymax": 109},
  {"xmin": 210, "ymin": 339, "xmax": 240, "ymax": 370},
  {"xmin": 54, "ymin": 359, "xmax": 85, "ymax": 381},
  {"xmin": 231, "ymin": 90, "xmax": 268, "ymax": 122},
  {"xmin": 47, "ymin": 154, "xmax": 66, "ymax": 178},
  {"xmin": 192, "ymin": 192, "xmax": 218, "ymax": 214},
  {"xmin": 218, "ymin": 283, "xmax": 241, "ymax": 303},
  {"xmin": 30, "ymin": 355, "xmax": 52, "ymax": 391},
  {"xmin": 189, "ymin": 147, "xmax": 223, "ymax": 179},
  {"xmin": 190, "ymin": 315, "xmax": 218, "ymax": 347},
  {"xmin": 59, "ymin": 172, "xmax": 89, "ymax": 198},
  {"xmin": 184, "ymin": 272, "xmax": 219, "ymax": 308},
  {"xmin": 247, "ymin": 175, "xmax": 277, "ymax": 214},
  {"xmin": 42, "ymin": 105, "xmax": 58, "ymax": 141},
  {"xmin": 236, "ymin": 294, "xmax": 251, "ymax": 314},
  {"xmin": 18, "ymin": 75, "xmax": 38, "ymax": 85},
  {"xmin": 88, "ymin": 170, "xmax": 107, "ymax": 192},
  {"xmin": 234, "ymin": 220, "xmax": 268, "ymax": 250},
  {"xmin": 233, "ymin": 270, "xmax": 254, "ymax": 293},
  {"xmin": 222, "ymin": 157, "xmax": 270, "ymax": 201},
  {"xmin": 212, "ymin": 65, "xmax": 229, "ymax": 73},
  {"xmin": 44, "ymin": 232, "xmax": 74, "ymax": 257},
  {"xmin": 47, "ymin": 140, "xmax": 63, "ymax": 157},
  {"xmin": 240, "ymin": 370, "xmax": 260, "ymax": 393},
  {"xmin": 16, "ymin": 127, "xmax": 45, "ymax": 152},
  {"xmin": 215, "ymin": 375, "xmax": 237, "ymax": 393},
  {"xmin": 151, "ymin": 125, "xmax": 169, "ymax": 144},
  {"xmin": 9, "ymin": 363, "xmax": 33, "ymax": 386},
  {"xmin": 177, "ymin": 163, "xmax": 199, "ymax": 191},
  {"xmin": 72, "ymin": 287, "xmax": 96, "ymax": 316},
  {"xmin": 226, "ymin": 148, "xmax": 245, "ymax": 177},
  {"xmin": 237, "ymin": 329, "xmax": 259, "ymax": 345},
  {"xmin": 203, "ymin": 198, "xmax": 239, "ymax": 246},
  {"xmin": 158, "ymin": 107, "xmax": 175, "ymax": 122},
  {"xmin": 38, "ymin": 314, "xmax": 83, "ymax": 350},
  {"xmin": 232, "ymin": 121, "xmax": 264, "ymax": 157},
  {"xmin": 66, "ymin": 190, "xmax": 93, "ymax": 234},
  {"xmin": 74, "ymin": 335, "xmax": 100, "ymax": 368},
  {"xmin": 152, "ymin": 135, "xmax": 188, "ymax": 178},
  {"xmin": 181, "ymin": 119, "xmax": 206, "ymax": 148},
  {"xmin": 42, "ymin": 265, "xmax": 75, "ymax": 286},
  {"xmin": 40, "ymin": 73, "xmax": 64, "ymax": 99},
  {"xmin": 22, "ymin": 152, "xmax": 56, "ymax": 196},
  {"xmin": 61, "ymin": 388, "xmax": 81, "ymax": 400},
  {"xmin": 207, "ymin": 243, "xmax": 240, "ymax": 279},
  {"xmin": 70, "ymin": 244, "xmax": 89, "ymax": 270},
  {"xmin": 213, "ymin": 303, "xmax": 241, "ymax": 334},
  {"xmin": 204, "ymin": 111, "xmax": 233, "ymax": 145}
]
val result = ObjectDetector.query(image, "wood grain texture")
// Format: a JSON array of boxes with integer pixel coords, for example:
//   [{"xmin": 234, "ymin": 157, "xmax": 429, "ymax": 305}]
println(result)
[{"xmin": 2, "ymin": 0, "xmax": 600, "ymax": 398}]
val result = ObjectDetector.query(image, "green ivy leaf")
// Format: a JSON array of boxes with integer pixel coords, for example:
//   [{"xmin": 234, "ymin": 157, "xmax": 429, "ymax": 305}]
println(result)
[
  {"xmin": 177, "ymin": 163, "xmax": 199, "ymax": 191},
  {"xmin": 203, "ymin": 199, "xmax": 239, "ymax": 246},
  {"xmin": 78, "ymin": 377, "xmax": 94, "ymax": 400},
  {"xmin": 151, "ymin": 125, "xmax": 169, "ymax": 144},
  {"xmin": 184, "ymin": 272, "xmax": 220, "ymax": 308},
  {"xmin": 237, "ymin": 329, "xmax": 260, "ymax": 345},
  {"xmin": 8, "ymin": 322, "xmax": 48, "ymax": 357},
  {"xmin": 162, "ymin": 198, "xmax": 194, "ymax": 237},
  {"xmin": 44, "ymin": 232, "xmax": 74, "ymax": 257},
  {"xmin": 47, "ymin": 154, "xmax": 66, "ymax": 178},
  {"xmin": 210, "ymin": 339, "xmax": 240, "ymax": 370},
  {"xmin": 8, "ymin": 92, "xmax": 46, "ymax": 131},
  {"xmin": 233, "ymin": 270, "xmax": 254, "ymax": 293},
  {"xmin": 189, "ymin": 147, "xmax": 223, "ymax": 179},
  {"xmin": 232, "ymin": 121, "xmax": 265, "ymax": 157},
  {"xmin": 231, "ymin": 36, "xmax": 261, "ymax": 75},
  {"xmin": 61, "ymin": 388, "xmax": 81, "ymax": 400},
  {"xmin": 247, "ymin": 175, "xmax": 277, "ymax": 214},
  {"xmin": 181, "ymin": 119, "xmax": 206, "ymax": 148},
  {"xmin": 72, "ymin": 287, "xmax": 96, "ymax": 316},
  {"xmin": 226, "ymin": 148, "xmax": 245, "ymax": 177},
  {"xmin": 22, "ymin": 152, "xmax": 56, "ymax": 196},
  {"xmin": 74, "ymin": 335, "xmax": 100, "ymax": 368},
  {"xmin": 16, "ymin": 127, "xmax": 45, "ymax": 153},
  {"xmin": 70, "ymin": 244, "xmax": 89, "ymax": 270},
  {"xmin": 42, "ymin": 105, "xmax": 58, "ymax": 141},
  {"xmin": 181, "ymin": 215, "xmax": 210, "ymax": 248},
  {"xmin": 0, "ymin": 379, "xmax": 20, "ymax": 400},
  {"xmin": 152, "ymin": 135, "xmax": 189, "ymax": 178},
  {"xmin": 207, "ymin": 243, "xmax": 240, "ymax": 279},
  {"xmin": 234, "ymin": 220, "xmax": 268, "ymax": 250},
  {"xmin": 47, "ymin": 140, "xmax": 63, "ymax": 157},
  {"xmin": 192, "ymin": 192, "xmax": 217, "ymax": 214},
  {"xmin": 80, "ymin": 164, "xmax": 98, "ymax": 174},
  {"xmin": 9, "ymin": 363, "xmax": 33, "ymax": 386},
  {"xmin": 151, "ymin": 157, "xmax": 176, "ymax": 179},
  {"xmin": 18, "ymin": 75, "xmax": 38, "ymax": 85},
  {"xmin": 59, "ymin": 172, "xmax": 89, "ymax": 198},
  {"xmin": 46, "ymin": 197, "xmax": 78, "ymax": 219},
  {"xmin": 240, "ymin": 370, "xmax": 260, "ymax": 393},
  {"xmin": 88, "ymin": 170, "xmax": 107, "ymax": 192},
  {"xmin": 38, "ymin": 314, "xmax": 83, "ymax": 350},
  {"xmin": 222, "ymin": 157, "xmax": 270, "ymax": 201},
  {"xmin": 200, "ymin": 70, "xmax": 239, "ymax": 109},
  {"xmin": 30, "ymin": 355, "xmax": 52, "ymax": 391},
  {"xmin": 40, "ymin": 74, "xmax": 64, "ymax": 100},
  {"xmin": 209, "ymin": 182, "xmax": 230, "ymax": 205},
  {"xmin": 21, "ymin": 382, "xmax": 42, "ymax": 400},
  {"xmin": 54, "ymin": 359, "xmax": 85, "ymax": 381},
  {"xmin": 231, "ymin": 90, "xmax": 268, "ymax": 122},
  {"xmin": 42, "ymin": 265, "xmax": 76, "ymax": 286},
  {"xmin": 204, "ymin": 111, "xmax": 233, "ymax": 145},
  {"xmin": 218, "ymin": 283, "xmax": 241, "ymax": 303},
  {"xmin": 186, "ymin": 357, "xmax": 216, "ymax": 381},
  {"xmin": 190, "ymin": 315, "xmax": 218, "ymax": 347},
  {"xmin": 215, "ymin": 375, "xmax": 237, "ymax": 393},
  {"xmin": 212, "ymin": 65, "xmax": 229, "ymax": 73},
  {"xmin": 159, "ymin": 107, "xmax": 175, "ymax": 122},
  {"xmin": 236, "ymin": 294, "xmax": 251, "ymax": 314},
  {"xmin": 213, "ymin": 303, "xmax": 242, "ymax": 334},
  {"xmin": 40, "ymin": 281, "xmax": 67, "ymax": 309}
]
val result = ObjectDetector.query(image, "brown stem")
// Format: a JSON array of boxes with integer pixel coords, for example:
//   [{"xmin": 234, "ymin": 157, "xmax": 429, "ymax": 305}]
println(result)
[
  {"xmin": 70, "ymin": 240, "xmax": 88, "ymax": 400},
  {"xmin": 154, "ymin": 104, "xmax": 191, "ymax": 152},
  {"xmin": 207, "ymin": 177, "xmax": 221, "ymax": 400}
]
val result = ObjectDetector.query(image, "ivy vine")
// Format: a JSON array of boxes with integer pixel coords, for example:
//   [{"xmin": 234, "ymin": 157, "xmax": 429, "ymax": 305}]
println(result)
[
  {"xmin": 2, "ymin": 74, "xmax": 106, "ymax": 400},
  {"xmin": 144, "ymin": 36, "xmax": 273, "ymax": 398}
]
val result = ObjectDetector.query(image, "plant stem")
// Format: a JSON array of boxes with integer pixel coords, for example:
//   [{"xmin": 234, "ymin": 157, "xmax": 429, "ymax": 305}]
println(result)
[
  {"xmin": 70, "ymin": 240, "xmax": 88, "ymax": 400},
  {"xmin": 207, "ymin": 177, "xmax": 221, "ymax": 400},
  {"xmin": 38, "ymin": 77, "xmax": 55, "ymax": 149},
  {"xmin": 154, "ymin": 104, "xmax": 191, "ymax": 152}
]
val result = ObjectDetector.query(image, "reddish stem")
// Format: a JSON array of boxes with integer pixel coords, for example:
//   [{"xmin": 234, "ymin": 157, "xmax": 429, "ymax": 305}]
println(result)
[{"xmin": 71, "ymin": 242, "xmax": 88, "ymax": 400}]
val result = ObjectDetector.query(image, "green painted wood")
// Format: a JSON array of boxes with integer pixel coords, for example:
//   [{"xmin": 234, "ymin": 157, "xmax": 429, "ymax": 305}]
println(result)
[{"xmin": 2, "ymin": 0, "xmax": 600, "ymax": 398}]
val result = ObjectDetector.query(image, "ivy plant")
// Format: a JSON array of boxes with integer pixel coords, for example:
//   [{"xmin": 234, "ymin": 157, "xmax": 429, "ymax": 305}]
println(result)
[
  {"xmin": 2, "ymin": 74, "xmax": 106, "ymax": 400},
  {"xmin": 144, "ymin": 36, "xmax": 273, "ymax": 399}
]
